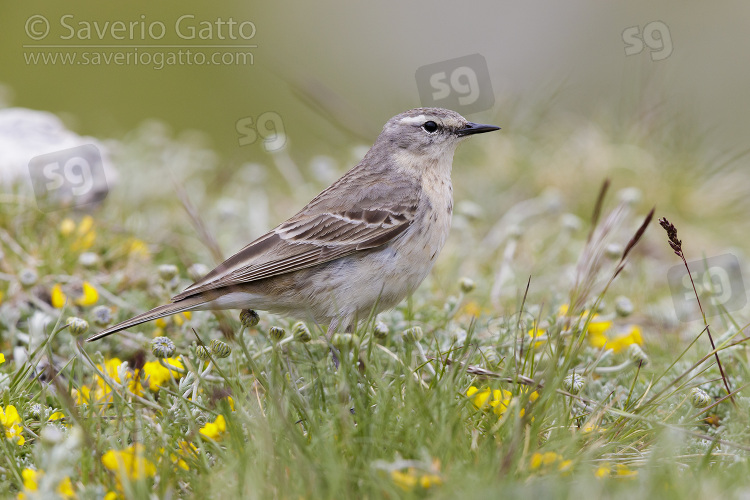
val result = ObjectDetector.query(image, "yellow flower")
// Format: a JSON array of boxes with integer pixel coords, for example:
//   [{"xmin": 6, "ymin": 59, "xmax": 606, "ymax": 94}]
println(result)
[
  {"xmin": 57, "ymin": 476, "xmax": 75, "ymax": 499},
  {"xmin": 607, "ymin": 326, "xmax": 643, "ymax": 353},
  {"xmin": 51, "ymin": 284, "xmax": 67, "ymax": 308},
  {"xmin": 595, "ymin": 464, "xmax": 610, "ymax": 478},
  {"xmin": 582, "ymin": 422, "xmax": 606, "ymax": 434},
  {"xmin": 200, "ymin": 414, "xmax": 227, "ymax": 440},
  {"xmin": 226, "ymin": 396, "xmax": 235, "ymax": 411},
  {"xmin": 391, "ymin": 469, "xmax": 417, "ymax": 491},
  {"xmin": 77, "ymin": 215, "xmax": 94, "ymax": 235},
  {"xmin": 52, "ymin": 282, "xmax": 99, "ymax": 308},
  {"xmin": 178, "ymin": 440, "xmax": 199, "ymax": 462},
  {"xmin": 615, "ymin": 463, "xmax": 638, "ymax": 478},
  {"xmin": 173, "ymin": 312, "xmax": 187, "ymax": 326},
  {"xmin": 526, "ymin": 389, "xmax": 540, "ymax": 403},
  {"xmin": 127, "ymin": 239, "xmax": 150, "ymax": 259},
  {"xmin": 0, "ymin": 353, "xmax": 5, "ymax": 364},
  {"xmin": 159, "ymin": 445, "xmax": 191, "ymax": 471},
  {"xmin": 490, "ymin": 390, "xmax": 513, "ymax": 416},
  {"xmin": 22, "ymin": 468, "xmax": 39, "ymax": 491},
  {"xmin": 173, "ymin": 453, "xmax": 190, "ymax": 471},
  {"xmin": 72, "ymin": 385, "xmax": 91, "ymax": 405},
  {"xmin": 97, "ymin": 358, "xmax": 124, "ymax": 385},
  {"xmin": 390, "ymin": 468, "xmax": 442, "ymax": 491},
  {"xmin": 0, "ymin": 404, "xmax": 25, "ymax": 446},
  {"xmin": 419, "ymin": 474, "xmax": 442, "ymax": 489},
  {"xmin": 587, "ymin": 317, "xmax": 613, "ymax": 337},
  {"xmin": 526, "ymin": 326, "xmax": 546, "ymax": 348},
  {"xmin": 92, "ymin": 358, "xmax": 146, "ymax": 399},
  {"xmin": 126, "ymin": 378, "xmax": 146, "ymax": 397},
  {"xmin": 155, "ymin": 312, "xmax": 191, "ymax": 330},
  {"xmin": 74, "ymin": 281, "xmax": 99, "ymax": 306},
  {"xmin": 530, "ymin": 451, "xmax": 563, "ymax": 470},
  {"xmin": 71, "ymin": 216, "xmax": 96, "ymax": 251},
  {"xmin": 104, "ymin": 492, "xmax": 118, "ymax": 500},
  {"xmin": 588, "ymin": 324, "xmax": 642, "ymax": 353},
  {"xmin": 559, "ymin": 305, "xmax": 612, "ymax": 335},
  {"xmin": 462, "ymin": 301, "xmax": 482, "ymax": 317},
  {"xmin": 49, "ymin": 411, "xmax": 65, "ymax": 421},
  {"xmin": 466, "ymin": 386, "xmax": 491, "ymax": 408},
  {"xmin": 466, "ymin": 386, "xmax": 513, "ymax": 416},
  {"xmin": 594, "ymin": 463, "xmax": 638, "ymax": 478},
  {"xmin": 59, "ymin": 218, "xmax": 76, "ymax": 236},
  {"xmin": 143, "ymin": 358, "xmax": 184, "ymax": 390},
  {"xmin": 102, "ymin": 444, "xmax": 156, "ymax": 480},
  {"xmin": 588, "ymin": 331, "xmax": 608, "ymax": 349}
]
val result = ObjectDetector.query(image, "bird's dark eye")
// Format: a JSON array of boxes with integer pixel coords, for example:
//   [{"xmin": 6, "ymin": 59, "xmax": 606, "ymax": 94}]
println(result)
[{"xmin": 422, "ymin": 121, "xmax": 438, "ymax": 133}]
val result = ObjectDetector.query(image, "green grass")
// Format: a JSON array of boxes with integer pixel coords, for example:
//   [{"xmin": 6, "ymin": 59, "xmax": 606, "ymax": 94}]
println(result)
[{"xmin": 2, "ymin": 108, "xmax": 750, "ymax": 499}]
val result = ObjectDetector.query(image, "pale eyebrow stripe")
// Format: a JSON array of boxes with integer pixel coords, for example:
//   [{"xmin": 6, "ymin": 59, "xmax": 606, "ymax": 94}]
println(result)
[{"xmin": 398, "ymin": 115, "xmax": 427, "ymax": 125}]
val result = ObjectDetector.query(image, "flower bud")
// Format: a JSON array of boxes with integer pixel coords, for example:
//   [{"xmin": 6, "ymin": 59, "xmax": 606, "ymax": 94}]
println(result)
[
  {"xmin": 92, "ymin": 305, "xmax": 113, "ymax": 326},
  {"xmin": 158, "ymin": 264, "xmax": 179, "ymax": 281},
  {"xmin": 151, "ymin": 336, "xmax": 176, "ymax": 359},
  {"xmin": 614, "ymin": 296, "xmax": 634, "ymax": 317},
  {"xmin": 29, "ymin": 403, "xmax": 44, "ymax": 419},
  {"xmin": 618, "ymin": 187, "xmax": 642, "ymax": 205},
  {"xmin": 196, "ymin": 345, "xmax": 211, "ymax": 360},
  {"xmin": 240, "ymin": 309, "xmax": 260, "ymax": 328},
  {"xmin": 586, "ymin": 298, "xmax": 606, "ymax": 313},
  {"xmin": 403, "ymin": 326, "xmax": 423, "ymax": 342},
  {"xmin": 210, "ymin": 339, "xmax": 231, "ymax": 358},
  {"xmin": 187, "ymin": 263, "xmax": 210, "ymax": 281},
  {"xmin": 690, "ymin": 387, "xmax": 711, "ymax": 408},
  {"xmin": 563, "ymin": 373, "xmax": 585, "ymax": 395},
  {"xmin": 19, "ymin": 268, "xmax": 38, "ymax": 286},
  {"xmin": 373, "ymin": 321, "xmax": 389, "ymax": 339},
  {"xmin": 459, "ymin": 277, "xmax": 476, "ymax": 293},
  {"xmin": 191, "ymin": 408, "xmax": 208, "ymax": 427},
  {"xmin": 66, "ymin": 317, "xmax": 89, "ymax": 335},
  {"xmin": 605, "ymin": 243, "xmax": 623, "ymax": 259},
  {"xmin": 40, "ymin": 426, "xmax": 64, "ymax": 445},
  {"xmin": 268, "ymin": 326, "xmax": 286, "ymax": 342},
  {"xmin": 484, "ymin": 350, "xmax": 501, "ymax": 366},
  {"xmin": 292, "ymin": 322, "xmax": 312, "ymax": 343},
  {"xmin": 332, "ymin": 333, "xmax": 360, "ymax": 350},
  {"xmin": 561, "ymin": 213, "xmax": 582, "ymax": 232},
  {"xmin": 507, "ymin": 225, "xmax": 523, "ymax": 239},
  {"xmin": 628, "ymin": 344, "xmax": 649, "ymax": 366},
  {"xmin": 78, "ymin": 252, "xmax": 100, "ymax": 268}
]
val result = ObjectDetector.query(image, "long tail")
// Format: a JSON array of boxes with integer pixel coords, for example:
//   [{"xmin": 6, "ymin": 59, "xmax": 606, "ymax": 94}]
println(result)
[{"xmin": 86, "ymin": 296, "xmax": 207, "ymax": 342}]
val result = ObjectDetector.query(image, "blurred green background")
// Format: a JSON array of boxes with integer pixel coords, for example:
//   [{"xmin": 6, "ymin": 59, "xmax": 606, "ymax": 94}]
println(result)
[{"xmin": 4, "ymin": 1, "xmax": 750, "ymax": 160}]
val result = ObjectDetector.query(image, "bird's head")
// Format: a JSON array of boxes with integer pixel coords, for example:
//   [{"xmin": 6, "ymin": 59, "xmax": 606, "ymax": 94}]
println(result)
[{"xmin": 375, "ymin": 108, "xmax": 499, "ymax": 172}]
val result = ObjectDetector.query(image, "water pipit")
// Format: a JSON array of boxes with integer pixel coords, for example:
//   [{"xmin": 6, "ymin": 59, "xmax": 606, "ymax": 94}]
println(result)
[{"xmin": 88, "ymin": 108, "xmax": 499, "ymax": 342}]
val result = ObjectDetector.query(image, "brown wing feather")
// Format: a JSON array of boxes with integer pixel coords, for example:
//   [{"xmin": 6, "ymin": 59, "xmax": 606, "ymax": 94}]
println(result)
[{"xmin": 172, "ymin": 185, "xmax": 420, "ymax": 302}]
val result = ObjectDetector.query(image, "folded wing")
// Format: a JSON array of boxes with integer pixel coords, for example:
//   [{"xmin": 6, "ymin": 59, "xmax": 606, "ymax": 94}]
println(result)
[{"xmin": 172, "ymin": 190, "xmax": 420, "ymax": 302}]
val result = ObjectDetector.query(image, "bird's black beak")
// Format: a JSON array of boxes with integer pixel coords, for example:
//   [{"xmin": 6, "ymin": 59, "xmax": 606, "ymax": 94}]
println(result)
[{"xmin": 456, "ymin": 122, "xmax": 501, "ymax": 136}]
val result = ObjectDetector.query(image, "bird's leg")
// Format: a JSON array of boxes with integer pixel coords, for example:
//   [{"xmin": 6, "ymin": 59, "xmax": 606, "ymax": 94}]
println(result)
[{"xmin": 327, "ymin": 318, "xmax": 341, "ymax": 369}]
